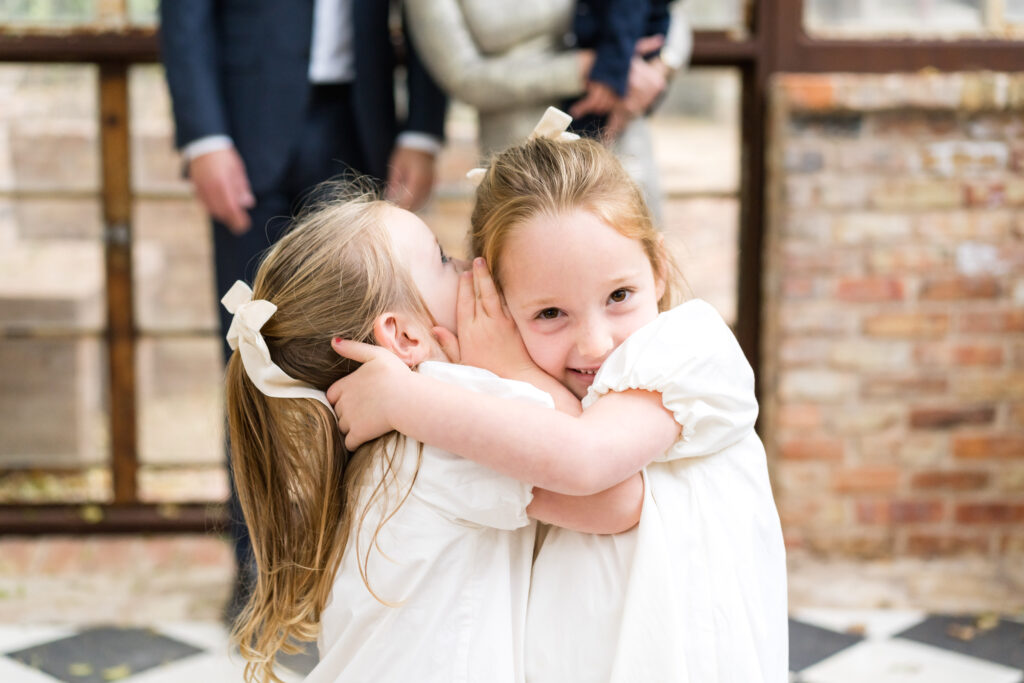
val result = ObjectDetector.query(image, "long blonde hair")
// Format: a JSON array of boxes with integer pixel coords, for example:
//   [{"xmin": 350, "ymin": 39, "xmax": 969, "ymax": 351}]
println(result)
[
  {"xmin": 225, "ymin": 188, "xmax": 433, "ymax": 682},
  {"xmin": 470, "ymin": 136, "xmax": 681, "ymax": 310}
]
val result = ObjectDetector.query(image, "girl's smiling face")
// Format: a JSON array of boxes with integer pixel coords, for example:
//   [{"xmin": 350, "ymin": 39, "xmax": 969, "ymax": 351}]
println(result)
[{"xmin": 498, "ymin": 209, "xmax": 664, "ymax": 399}]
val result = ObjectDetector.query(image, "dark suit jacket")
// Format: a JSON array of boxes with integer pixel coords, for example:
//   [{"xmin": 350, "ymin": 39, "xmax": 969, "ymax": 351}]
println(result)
[{"xmin": 159, "ymin": 0, "xmax": 447, "ymax": 193}]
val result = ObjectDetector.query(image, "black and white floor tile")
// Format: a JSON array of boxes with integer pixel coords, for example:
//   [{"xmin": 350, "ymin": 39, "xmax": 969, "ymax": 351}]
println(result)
[
  {"xmin": 790, "ymin": 609, "xmax": 1024, "ymax": 683},
  {"xmin": 0, "ymin": 611, "xmax": 1021, "ymax": 682}
]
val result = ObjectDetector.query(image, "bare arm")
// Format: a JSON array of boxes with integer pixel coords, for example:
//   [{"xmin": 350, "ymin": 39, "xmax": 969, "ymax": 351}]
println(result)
[
  {"xmin": 328, "ymin": 343, "xmax": 678, "ymax": 496},
  {"xmin": 528, "ymin": 474, "xmax": 643, "ymax": 534}
]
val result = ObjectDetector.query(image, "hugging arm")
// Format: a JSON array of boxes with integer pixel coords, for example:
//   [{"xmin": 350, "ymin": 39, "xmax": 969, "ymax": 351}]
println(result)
[
  {"xmin": 433, "ymin": 261, "xmax": 642, "ymax": 532},
  {"xmin": 528, "ymin": 475, "xmax": 644, "ymax": 534},
  {"xmin": 328, "ymin": 346, "xmax": 677, "ymax": 497}
]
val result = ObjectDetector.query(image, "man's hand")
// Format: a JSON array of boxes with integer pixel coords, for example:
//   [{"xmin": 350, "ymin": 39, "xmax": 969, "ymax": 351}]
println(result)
[
  {"xmin": 456, "ymin": 258, "xmax": 538, "ymax": 380},
  {"xmin": 326, "ymin": 339, "xmax": 410, "ymax": 451},
  {"xmin": 386, "ymin": 146, "xmax": 436, "ymax": 211},
  {"xmin": 569, "ymin": 81, "xmax": 620, "ymax": 119},
  {"xmin": 188, "ymin": 147, "xmax": 255, "ymax": 235},
  {"xmin": 604, "ymin": 56, "xmax": 668, "ymax": 141}
]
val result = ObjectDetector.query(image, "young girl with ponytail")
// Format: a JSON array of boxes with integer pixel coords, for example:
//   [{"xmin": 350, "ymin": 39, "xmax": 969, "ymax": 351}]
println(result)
[{"xmin": 223, "ymin": 187, "xmax": 642, "ymax": 683}]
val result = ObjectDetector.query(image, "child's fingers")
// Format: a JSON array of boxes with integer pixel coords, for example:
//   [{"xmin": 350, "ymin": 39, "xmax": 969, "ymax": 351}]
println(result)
[
  {"xmin": 473, "ymin": 258, "xmax": 503, "ymax": 318},
  {"xmin": 456, "ymin": 271, "xmax": 475, "ymax": 325},
  {"xmin": 330, "ymin": 338, "xmax": 381, "ymax": 364},
  {"xmin": 432, "ymin": 326, "xmax": 461, "ymax": 364}
]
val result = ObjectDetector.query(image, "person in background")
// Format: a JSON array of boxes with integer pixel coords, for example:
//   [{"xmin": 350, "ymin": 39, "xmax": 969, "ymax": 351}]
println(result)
[
  {"xmin": 158, "ymin": 0, "xmax": 447, "ymax": 624},
  {"xmin": 402, "ymin": 0, "xmax": 690, "ymax": 223},
  {"xmin": 568, "ymin": 0, "xmax": 693, "ymax": 225}
]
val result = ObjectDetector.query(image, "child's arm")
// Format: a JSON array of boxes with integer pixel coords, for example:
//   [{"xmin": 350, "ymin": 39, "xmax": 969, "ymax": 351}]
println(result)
[
  {"xmin": 434, "ymin": 260, "xmax": 643, "ymax": 531},
  {"xmin": 328, "ymin": 346, "xmax": 677, "ymax": 496},
  {"xmin": 436, "ymin": 261, "xmax": 582, "ymax": 416},
  {"xmin": 528, "ymin": 475, "xmax": 643, "ymax": 534}
]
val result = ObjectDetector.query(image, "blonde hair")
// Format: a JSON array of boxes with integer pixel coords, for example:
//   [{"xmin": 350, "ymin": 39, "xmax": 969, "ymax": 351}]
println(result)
[
  {"xmin": 225, "ymin": 187, "xmax": 433, "ymax": 682},
  {"xmin": 470, "ymin": 136, "xmax": 681, "ymax": 310}
]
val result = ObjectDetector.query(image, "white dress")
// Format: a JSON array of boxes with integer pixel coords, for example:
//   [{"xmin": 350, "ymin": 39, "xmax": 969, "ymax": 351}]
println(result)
[
  {"xmin": 525, "ymin": 300, "xmax": 789, "ymax": 683},
  {"xmin": 307, "ymin": 362, "xmax": 552, "ymax": 683}
]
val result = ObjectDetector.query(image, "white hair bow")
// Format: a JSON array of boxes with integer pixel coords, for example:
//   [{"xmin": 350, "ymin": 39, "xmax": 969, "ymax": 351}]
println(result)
[
  {"xmin": 465, "ymin": 106, "xmax": 580, "ymax": 185},
  {"xmin": 221, "ymin": 281, "xmax": 333, "ymax": 411}
]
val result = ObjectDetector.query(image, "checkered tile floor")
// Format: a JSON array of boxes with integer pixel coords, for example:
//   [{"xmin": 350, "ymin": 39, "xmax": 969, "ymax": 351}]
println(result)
[{"xmin": 0, "ymin": 611, "xmax": 1021, "ymax": 682}]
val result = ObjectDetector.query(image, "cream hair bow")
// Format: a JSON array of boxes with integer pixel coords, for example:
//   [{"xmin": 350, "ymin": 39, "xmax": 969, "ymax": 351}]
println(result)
[
  {"xmin": 466, "ymin": 106, "xmax": 580, "ymax": 185},
  {"xmin": 222, "ymin": 280, "xmax": 333, "ymax": 410}
]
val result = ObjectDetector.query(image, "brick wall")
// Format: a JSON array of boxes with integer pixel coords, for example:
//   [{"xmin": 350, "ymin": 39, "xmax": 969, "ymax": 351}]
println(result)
[{"xmin": 763, "ymin": 72, "xmax": 1024, "ymax": 561}]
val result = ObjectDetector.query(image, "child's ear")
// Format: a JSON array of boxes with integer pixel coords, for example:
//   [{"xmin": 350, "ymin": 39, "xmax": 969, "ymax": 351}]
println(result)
[{"xmin": 372, "ymin": 312, "xmax": 433, "ymax": 367}]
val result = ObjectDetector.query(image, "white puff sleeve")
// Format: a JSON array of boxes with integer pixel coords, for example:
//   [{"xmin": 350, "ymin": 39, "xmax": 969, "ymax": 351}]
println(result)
[
  {"xmin": 412, "ymin": 362, "xmax": 554, "ymax": 529},
  {"xmin": 581, "ymin": 300, "xmax": 759, "ymax": 461}
]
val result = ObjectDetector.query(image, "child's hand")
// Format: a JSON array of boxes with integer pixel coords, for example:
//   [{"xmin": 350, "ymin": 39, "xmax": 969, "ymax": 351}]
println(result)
[
  {"xmin": 326, "ymin": 339, "xmax": 409, "ymax": 451},
  {"xmin": 457, "ymin": 258, "xmax": 538, "ymax": 381}
]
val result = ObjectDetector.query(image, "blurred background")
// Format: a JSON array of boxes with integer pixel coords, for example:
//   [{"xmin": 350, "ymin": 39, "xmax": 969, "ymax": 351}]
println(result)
[{"xmin": 0, "ymin": 0, "xmax": 1022, "ymax": 681}]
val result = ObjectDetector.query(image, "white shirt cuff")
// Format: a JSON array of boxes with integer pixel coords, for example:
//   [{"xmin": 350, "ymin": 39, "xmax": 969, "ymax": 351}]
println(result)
[
  {"xmin": 181, "ymin": 135, "xmax": 234, "ymax": 163},
  {"xmin": 396, "ymin": 131, "xmax": 442, "ymax": 156}
]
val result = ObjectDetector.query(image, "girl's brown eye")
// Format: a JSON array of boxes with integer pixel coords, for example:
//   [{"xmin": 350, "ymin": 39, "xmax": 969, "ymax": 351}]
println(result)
[
  {"xmin": 609, "ymin": 289, "xmax": 629, "ymax": 303},
  {"xmin": 538, "ymin": 308, "xmax": 560, "ymax": 320}
]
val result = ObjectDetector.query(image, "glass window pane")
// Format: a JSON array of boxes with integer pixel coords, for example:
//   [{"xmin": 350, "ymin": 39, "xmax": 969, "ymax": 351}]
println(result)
[
  {"xmin": 127, "ymin": 0, "xmax": 156, "ymax": 26},
  {"xmin": 0, "ymin": 64, "xmax": 110, "ymax": 502},
  {"xmin": 685, "ymin": 0, "xmax": 748, "ymax": 32},
  {"xmin": 130, "ymin": 66, "xmax": 217, "ymax": 334},
  {"xmin": 1, "ymin": 64, "xmax": 104, "ymax": 333},
  {"xmin": 652, "ymin": 68, "xmax": 741, "ymax": 325},
  {"xmin": 3, "ymin": 65, "xmax": 99, "ymax": 194},
  {"xmin": 0, "ymin": 0, "xmax": 99, "ymax": 27},
  {"xmin": 0, "ymin": 337, "xmax": 110, "ymax": 502},
  {"xmin": 136, "ymin": 337, "xmax": 225, "ymax": 502},
  {"xmin": 805, "ymin": 0, "xmax": 994, "ymax": 38},
  {"xmin": 0, "ymin": 0, "xmax": 153, "ymax": 28}
]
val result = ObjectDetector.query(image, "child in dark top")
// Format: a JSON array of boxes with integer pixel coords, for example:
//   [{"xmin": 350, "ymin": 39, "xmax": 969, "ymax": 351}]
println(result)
[{"xmin": 567, "ymin": 0, "xmax": 675, "ymax": 139}]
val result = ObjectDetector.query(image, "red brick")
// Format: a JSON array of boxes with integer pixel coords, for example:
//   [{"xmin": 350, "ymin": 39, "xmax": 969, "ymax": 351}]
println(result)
[
  {"xmin": 865, "ymin": 313, "xmax": 949, "ymax": 338},
  {"xmin": 956, "ymin": 372, "xmax": 1024, "ymax": 402},
  {"xmin": 906, "ymin": 533, "xmax": 991, "ymax": 556},
  {"xmin": 919, "ymin": 276, "xmax": 1000, "ymax": 300},
  {"xmin": 959, "ymin": 310, "xmax": 1024, "ymax": 333},
  {"xmin": 856, "ymin": 500, "xmax": 945, "ymax": 524},
  {"xmin": 777, "ymin": 403, "xmax": 822, "ymax": 430},
  {"xmin": 782, "ymin": 277, "xmax": 816, "ymax": 299},
  {"xmin": 805, "ymin": 531, "xmax": 894, "ymax": 559},
  {"xmin": 952, "ymin": 344, "xmax": 1004, "ymax": 366},
  {"xmin": 778, "ymin": 497, "xmax": 845, "ymax": 527},
  {"xmin": 955, "ymin": 503, "xmax": 1024, "ymax": 523},
  {"xmin": 780, "ymin": 437, "xmax": 844, "ymax": 461},
  {"xmin": 914, "ymin": 343, "xmax": 951, "ymax": 366},
  {"xmin": 862, "ymin": 374, "xmax": 947, "ymax": 398},
  {"xmin": 0, "ymin": 538, "xmax": 43, "ymax": 572},
  {"xmin": 837, "ymin": 277, "xmax": 905, "ymax": 302},
  {"xmin": 1001, "ymin": 532, "xmax": 1024, "ymax": 553},
  {"xmin": 871, "ymin": 178, "xmax": 963, "ymax": 210},
  {"xmin": 833, "ymin": 466, "xmax": 902, "ymax": 493},
  {"xmin": 84, "ymin": 538, "xmax": 139, "ymax": 573},
  {"xmin": 953, "ymin": 435, "xmax": 1024, "ymax": 459},
  {"xmin": 911, "ymin": 470, "xmax": 990, "ymax": 490},
  {"xmin": 866, "ymin": 245, "xmax": 948, "ymax": 273},
  {"xmin": 784, "ymin": 75, "xmax": 837, "ymax": 110},
  {"xmin": 37, "ymin": 537, "xmax": 87, "ymax": 574},
  {"xmin": 964, "ymin": 181, "xmax": 1006, "ymax": 208},
  {"xmin": 909, "ymin": 406, "xmax": 996, "ymax": 429}
]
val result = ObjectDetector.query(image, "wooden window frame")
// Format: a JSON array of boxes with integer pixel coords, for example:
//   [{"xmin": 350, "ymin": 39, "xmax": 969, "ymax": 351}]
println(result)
[{"xmin": 0, "ymin": 4, "xmax": 1019, "ymax": 532}]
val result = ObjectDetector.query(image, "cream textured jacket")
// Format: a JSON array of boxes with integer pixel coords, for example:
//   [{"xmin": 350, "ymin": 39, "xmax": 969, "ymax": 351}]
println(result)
[{"xmin": 404, "ymin": 0, "xmax": 585, "ymax": 156}]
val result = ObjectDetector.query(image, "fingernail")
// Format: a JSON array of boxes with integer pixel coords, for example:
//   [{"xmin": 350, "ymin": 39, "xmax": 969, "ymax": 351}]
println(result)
[
  {"xmin": 474, "ymin": 257, "xmax": 484, "ymax": 266},
  {"xmin": 332, "ymin": 337, "xmax": 342, "ymax": 344}
]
